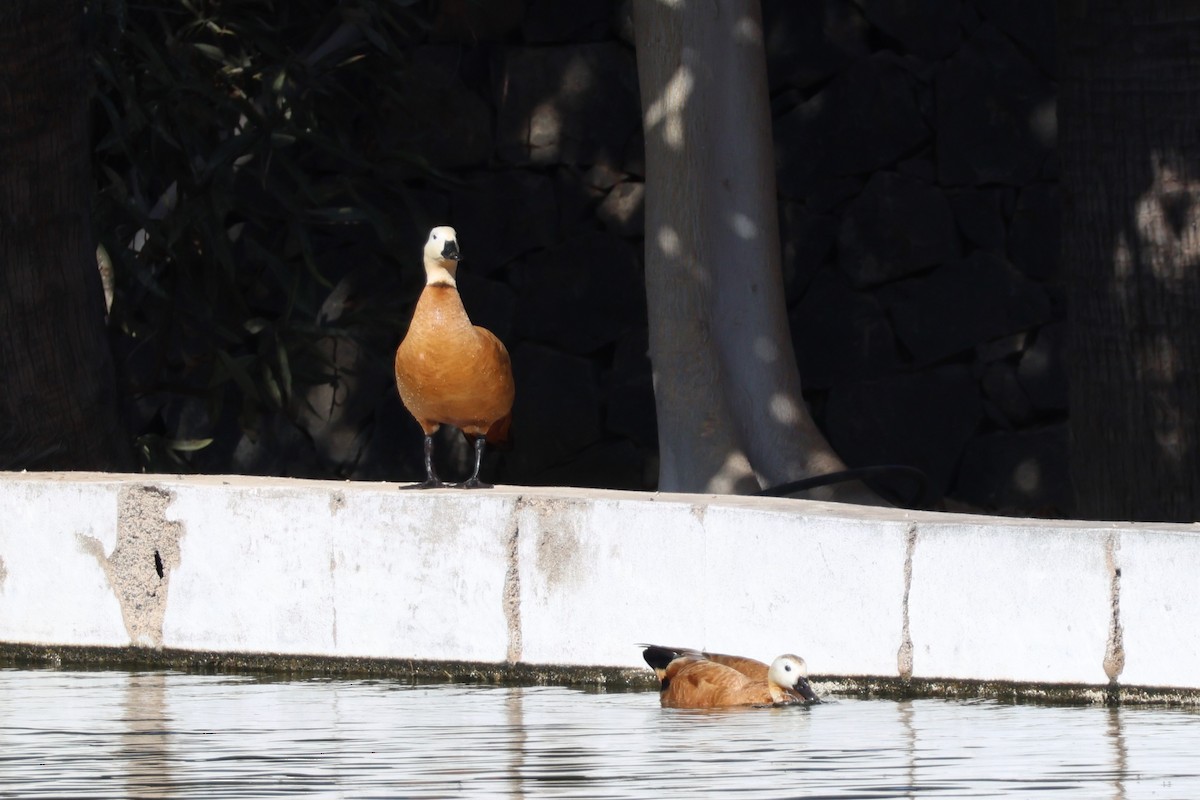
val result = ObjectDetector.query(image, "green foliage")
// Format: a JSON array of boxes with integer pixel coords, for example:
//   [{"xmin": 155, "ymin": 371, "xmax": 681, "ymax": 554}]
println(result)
[{"xmin": 92, "ymin": 0, "xmax": 432, "ymax": 472}]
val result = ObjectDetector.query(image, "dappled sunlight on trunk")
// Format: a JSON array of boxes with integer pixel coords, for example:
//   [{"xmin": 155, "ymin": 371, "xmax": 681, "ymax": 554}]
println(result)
[
  {"xmin": 642, "ymin": 66, "xmax": 694, "ymax": 149},
  {"xmin": 633, "ymin": 0, "xmax": 881, "ymax": 503}
]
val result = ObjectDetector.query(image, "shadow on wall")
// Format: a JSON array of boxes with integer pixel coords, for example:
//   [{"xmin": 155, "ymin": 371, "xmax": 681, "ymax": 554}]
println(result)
[{"xmin": 1066, "ymin": 135, "xmax": 1200, "ymax": 519}]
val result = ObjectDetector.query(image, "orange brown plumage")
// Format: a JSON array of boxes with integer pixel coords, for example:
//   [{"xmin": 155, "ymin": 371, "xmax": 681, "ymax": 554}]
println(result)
[
  {"xmin": 394, "ymin": 226, "xmax": 514, "ymax": 488},
  {"xmin": 641, "ymin": 644, "xmax": 820, "ymax": 709}
]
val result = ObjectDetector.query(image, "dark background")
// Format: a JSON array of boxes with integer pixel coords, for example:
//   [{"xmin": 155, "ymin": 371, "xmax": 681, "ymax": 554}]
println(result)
[{"xmin": 90, "ymin": 0, "xmax": 1063, "ymax": 516}]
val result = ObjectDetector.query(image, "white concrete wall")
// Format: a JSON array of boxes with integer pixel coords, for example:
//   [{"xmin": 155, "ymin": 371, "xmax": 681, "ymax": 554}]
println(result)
[{"xmin": 2, "ymin": 472, "xmax": 1198, "ymax": 693}]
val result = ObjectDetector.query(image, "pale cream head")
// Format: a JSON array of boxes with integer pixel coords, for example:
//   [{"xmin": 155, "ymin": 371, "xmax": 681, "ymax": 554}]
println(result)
[
  {"xmin": 768, "ymin": 654, "xmax": 809, "ymax": 688},
  {"xmin": 768, "ymin": 653, "xmax": 819, "ymax": 703},
  {"xmin": 423, "ymin": 226, "xmax": 461, "ymax": 285}
]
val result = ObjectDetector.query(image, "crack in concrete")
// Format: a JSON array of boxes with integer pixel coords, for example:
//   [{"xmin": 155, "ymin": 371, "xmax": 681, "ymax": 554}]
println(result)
[
  {"xmin": 1103, "ymin": 531, "xmax": 1125, "ymax": 685},
  {"xmin": 897, "ymin": 522, "xmax": 918, "ymax": 681},
  {"xmin": 503, "ymin": 496, "xmax": 525, "ymax": 664},
  {"xmin": 77, "ymin": 485, "xmax": 184, "ymax": 648},
  {"xmin": 330, "ymin": 553, "xmax": 339, "ymax": 648}
]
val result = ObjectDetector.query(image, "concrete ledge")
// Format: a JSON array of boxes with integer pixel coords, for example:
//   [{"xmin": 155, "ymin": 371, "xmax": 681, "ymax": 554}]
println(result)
[{"xmin": 2, "ymin": 472, "xmax": 1198, "ymax": 704}]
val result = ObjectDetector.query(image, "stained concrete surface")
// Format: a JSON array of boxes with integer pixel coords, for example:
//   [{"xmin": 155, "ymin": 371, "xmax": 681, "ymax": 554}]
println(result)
[{"xmin": 2, "ymin": 472, "xmax": 1199, "ymax": 704}]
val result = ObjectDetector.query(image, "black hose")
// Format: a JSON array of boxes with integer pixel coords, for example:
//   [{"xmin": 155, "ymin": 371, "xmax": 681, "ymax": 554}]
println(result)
[{"xmin": 755, "ymin": 464, "xmax": 932, "ymax": 508}]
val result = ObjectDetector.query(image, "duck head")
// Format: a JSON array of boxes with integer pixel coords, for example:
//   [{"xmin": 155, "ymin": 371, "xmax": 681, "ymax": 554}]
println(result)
[
  {"xmin": 767, "ymin": 654, "xmax": 820, "ymax": 704},
  {"xmin": 423, "ymin": 226, "xmax": 462, "ymax": 285}
]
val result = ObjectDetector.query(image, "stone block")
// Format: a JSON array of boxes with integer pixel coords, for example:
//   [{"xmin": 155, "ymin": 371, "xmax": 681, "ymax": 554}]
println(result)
[
  {"xmin": 597, "ymin": 180, "xmax": 645, "ymax": 237},
  {"xmin": 701, "ymin": 503, "xmax": 910, "ymax": 677},
  {"xmin": 430, "ymin": 0, "xmax": 525, "ymax": 42},
  {"xmin": 554, "ymin": 166, "xmax": 606, "ymax": 234},
  {"xmin": 936, "ymin": 23, "xmax": 1054, "ymax": 186},
  {"xmin": 975, "ymin": 0, "xmax": 1056, "ymax": 76},
  {"xmin": 605, "ymin": 328, "xmax": 657, "ymax": 448},
  {"xmin": 529, "ymin": 439, "xmax": 648, "ymax": 491},
  {"xmin": 0, "ymin": 481, "xmax": 127, "ymax": 646},
  {"xmin": 515, "ymin": 494, "xmax": 711, "ymax": 667},
  {"xmin": 512, "ymin": 231, "xmax": 644, "ymax": 355},
  {"xmin": 837, "ymin": 171, "xmax": 960, "ymax": 287},
  {"xmin": 975, "ymin": 331, "xmax": 1029, "ymax": 363},
  {"xmin": 506, "ymin": 343, "xmax": 603, "ymax": 480},
  {"xmin": 947, "ymin": 187, "xmax": 1007, "ymax": 252},
  {"xmin": 457, "ymin": 272, "xmax": 517, "ymax": 344},
  {"xmin": 762, "ymin": 0, "xmax": 869, "ymax": 92},
  {"xmin": 1120, "ymin": 528, "xmax": 1200, "ymax": 688},
  {"xmin": 954, "ymin": 425, "xmax": 1070, "ymax": 515},
  {"xmin": 779, "ymin": 204, "xmax": 838, "ymax": 303},
  {"xmin": 1017, "ymin": 321, "xmax": 1067, "ymax": 411},
  {"xmin": 495, "ymin": 43, "xmax": 640, "ymax": 167},
  {"xmin": 908, "ymin": 521, "xmax": 1111, "ymax": 683},
  {"xmin": 164, "ymin": 484, "xmax": 518, "ymax": 661},
  {"xmin": 382, "ymin": 190, "xmax": 453, "ymax": 265},
  {"xmin": 825, "ymin": 365, "xmax": 983, "ymax": 499},
  {"xmin": 979, "ymin": 360, "xmax": 1034, "ymax": 428},
  {"xmin": 776, "ymin": 54, "xmax": 929, "ymax": 198},
  {"xmin": 859, "ymin": 0, "xmax": 964, "ymax": 59},
  {"xmin": 879, "ymin": 251, "xmax": 1052, "ymax": 363},
  {"xmin": 382, "ymin": 51, "xmax": 492, "ymax": 171},
  {"xmin": 791, "ymin": 268, "xmax": 897, "ymax": 389},
  {"xmin": 450, "ymin": 171, "xmax": 560, "ymax": 275},
  {"xmin": 522, "ymin": 0, "xmax": 615, "ymax": 43}
]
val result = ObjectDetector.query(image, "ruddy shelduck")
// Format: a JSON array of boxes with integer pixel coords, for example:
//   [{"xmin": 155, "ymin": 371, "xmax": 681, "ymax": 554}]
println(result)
[
  {"xmin": 394, "ymin": 226, "xmax": 514, "ymax": 488},
  {"xmin": 641, "ymin": 644, "xmax": 820, "ymax": 709}
]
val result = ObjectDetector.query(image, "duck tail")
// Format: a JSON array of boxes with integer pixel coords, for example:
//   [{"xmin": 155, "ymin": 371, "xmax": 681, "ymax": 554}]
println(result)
[
  {"xmin": 639, "ymin": 644, "xmax": 691, "ymax": 672},
  {"xmin": 484, "ymin": 413, "xmax": 513, "ymax": 450}
]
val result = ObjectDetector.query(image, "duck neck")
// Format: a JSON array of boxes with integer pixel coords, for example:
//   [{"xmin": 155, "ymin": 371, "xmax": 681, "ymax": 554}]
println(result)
[{"xmin": 425, "ymin": 260, "xmax": 458, "ymax": 288}]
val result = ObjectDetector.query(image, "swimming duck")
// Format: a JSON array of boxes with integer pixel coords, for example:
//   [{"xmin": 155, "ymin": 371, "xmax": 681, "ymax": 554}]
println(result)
[
  {"xmin": 394, "ymin": 226, "xmax": 514, "ymax": 488},
  {"xmin": 641, "ymin": 644, "xmax": 820, "ymax": 708}
]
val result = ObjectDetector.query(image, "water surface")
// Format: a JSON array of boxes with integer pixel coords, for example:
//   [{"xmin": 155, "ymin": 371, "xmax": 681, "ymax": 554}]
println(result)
[{"xmin": 1, "ymin": 669, "xmax": 1197, "ymax": 798}]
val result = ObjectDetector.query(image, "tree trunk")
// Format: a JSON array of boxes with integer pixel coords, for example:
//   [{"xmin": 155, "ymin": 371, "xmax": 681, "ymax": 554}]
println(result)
[
  {"xmin": 1060, "ymin": 1, "xmax": 1200, "ymax": 521},
  {"xmin": 632, "ymin": 0, "xmax": 878, "ymax": 502},
  {"xmin": 0, "ymin": 1, "xmax": 132, "ymax": 471}
]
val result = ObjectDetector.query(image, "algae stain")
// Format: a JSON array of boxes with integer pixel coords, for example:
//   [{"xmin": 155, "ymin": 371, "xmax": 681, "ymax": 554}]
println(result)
[
  {"xmin": 897, "ymin": 522, "xmax": 918, "ymax": 681},
  {"xmin": 77, "ymin": 485, "xmax": 185, "ymax": 648},
  {"xmin": 529, "ymin": 499, "xmax": 588, "ymax": 592},
  {"xmin": 1103, "ymin": 531, "xmax": 1125, "ymax": 683},
  {"xmin": 503, "ymin": 496, "xmax": 525, "ymax": 664}
]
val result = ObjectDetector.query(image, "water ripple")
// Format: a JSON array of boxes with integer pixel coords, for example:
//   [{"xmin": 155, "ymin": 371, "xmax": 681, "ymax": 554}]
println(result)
[{"xmin": 1, "ymin": 669, "xmax": 1199, "ymax": 798}]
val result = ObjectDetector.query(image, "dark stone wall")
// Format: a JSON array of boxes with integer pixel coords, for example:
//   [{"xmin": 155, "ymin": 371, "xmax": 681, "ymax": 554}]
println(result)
[
  {"xmin": 237, "ymin": 0, "xmax": 1067, "ymax": 516},
  {"xmin": 766, "ymin": 0, "xmax": 1064, "ymax": 515}
]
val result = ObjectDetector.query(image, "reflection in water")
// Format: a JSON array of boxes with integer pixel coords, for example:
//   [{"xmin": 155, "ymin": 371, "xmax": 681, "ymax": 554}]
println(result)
[
  {"xmin": 1109, "ymin": 706, "xmax": 1127, "ymax": 800},
  {"xmin": 505, "ymin": 687, "xmax": 526, "ymax": 800},
  {"xmin": 899, "ymin": 699, "xmax": 916, "ymax": 799},
  {"xmin": 121, "ymin": 672, "xmax": 176, "ymax": 800},
  {"xmin": 1, "ymin": 669, "xmax": 1199, "ymax": 798}
]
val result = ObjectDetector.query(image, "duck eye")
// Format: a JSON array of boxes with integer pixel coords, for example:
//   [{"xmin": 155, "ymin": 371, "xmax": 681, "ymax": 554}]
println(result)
[{"xmin": 784, "ymin": 664, "xmax": 792, "ymax": 671}]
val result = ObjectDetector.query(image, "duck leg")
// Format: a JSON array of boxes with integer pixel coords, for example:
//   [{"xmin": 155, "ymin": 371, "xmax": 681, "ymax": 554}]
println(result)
[
  {"xmin": 459, "ymin": 436, "xmax": 492, "ymax": 489},
  {"xmin": 403, "ymin": 434, "xmax": 444, "ymax": 489}
]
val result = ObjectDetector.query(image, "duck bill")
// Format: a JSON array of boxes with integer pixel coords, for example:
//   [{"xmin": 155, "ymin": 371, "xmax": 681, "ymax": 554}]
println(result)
[{"xmin": 791, "ymin": 677, "xmax": 820, "ymax": 704}]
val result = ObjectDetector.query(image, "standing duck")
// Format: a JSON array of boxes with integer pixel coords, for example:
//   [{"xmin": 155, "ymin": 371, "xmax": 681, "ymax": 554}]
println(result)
[
  {"xmin": 641, "ymin": 644, "xmax": 820, "ymax": 708},
  {"xmin": 394, "ymin": 226, "xmax": 514, "ymax": 488}
]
